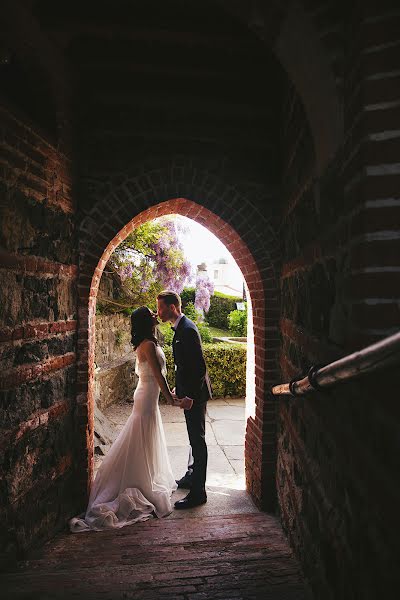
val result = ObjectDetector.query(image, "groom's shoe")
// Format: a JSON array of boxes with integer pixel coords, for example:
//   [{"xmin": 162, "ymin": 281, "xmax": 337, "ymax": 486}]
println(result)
[
  {"xmin": 175, "ymin": 475, "xmax": 192, "ymax": 489},
  {"xmin": 174, "ymin": 491, "xmax": 207, "ymax": 510},
  {"xmin": 175, "ymin": 470, "xmax": 193, "ymax": 489}
]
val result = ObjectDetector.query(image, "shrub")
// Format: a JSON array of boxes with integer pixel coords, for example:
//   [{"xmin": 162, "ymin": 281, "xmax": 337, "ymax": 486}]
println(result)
[
  {"xmin": 207, "ymin": 292, "xmax": 243, "ymax": 329},
  {"xmin": 181, "ymin": 287, "xmax": 195, "ymax": 308},
  {"xmin": 162, "ymin": 342, "xmax": 246, "ymax": 398},
  {"xmin": 157, "ymin": 322, "xmax": 174, "ymax": 346},
  {"xmin": 183, "ymin": 301, "xmax": 199, "ymax": 322},
  {"xmin": 158, "ymin": 313, "xmax": 212, "ymax": 345},
  {"xmin": 197, "ymin": 322, "xmax": 213, "ymax": 343},
  {"xmin": 227, "ymin": 307, "xmax": 247, "ymax": 336},
  {"xmin": 162, "ymin": 345, "xmax": 175, "ymax": 392}
]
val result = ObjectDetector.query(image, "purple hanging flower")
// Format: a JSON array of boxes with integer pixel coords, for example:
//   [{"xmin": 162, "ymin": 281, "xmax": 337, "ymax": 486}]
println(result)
[
  {"xmin": 111, "ymin": 216, "xmax": 192, "ymax": 304},
  {"xmin": 195, "ymin": 271, "xmax": 214, "ymax": 313}
]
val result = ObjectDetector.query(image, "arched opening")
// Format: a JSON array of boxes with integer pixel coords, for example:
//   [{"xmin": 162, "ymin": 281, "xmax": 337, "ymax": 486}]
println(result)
[
  {"xmin": 85, "ymin": 199, "xmax": 260, "ymax": 492},
  {"xmin": 77, "ymin": 185, "xmax": 280, "ymax": 512},
  {"xmin": 93, "ymin": 212, "xmax": 253, "ymax": 504}
]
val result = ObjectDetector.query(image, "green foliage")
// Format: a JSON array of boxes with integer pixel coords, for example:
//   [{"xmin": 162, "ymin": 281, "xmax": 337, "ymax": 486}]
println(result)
[
  {"xmin": 162, "ymin": 343, "xmax": 247, "ymax": 398},
  {"xmin": 157, "ymin": 322, "xmax": 174, "ymax": 346},
  {"xmin": 183, "ymin": 301, "xmax": 199, "ymax": 322},
  {"xmin": 158, "ymin": 318, "xmax": 212, "ymax": 346},
  {"xmin": 181, "ymin": 287, "xmax": 195, "ymax": 308},
  {"xmin": 110, "ymin": 221, "xmax": 165, "ymax": 308},
  {"xmin": 182, "ymin": 302, "xmax": 214, "ymax": 343},
  {"xmin": 227, "ymin": 306, "xmax": 247, "ymax": 336},
  {"xmin": 197, "ymin": 322, "xmax": 213, "ymax": 343},
  {"xmin": 116, "ymin": 221, "xmax": 160, "ymax": 257},
  {"xmin": 207, "ymin": 292, "xmax": 243, "ymax": 329},
  {"xmin": 205, "ymin": 343, "xmax": 247, "ymax": 397},
  {"xmin": 162, "ymin": 345, "xmax": 176, "ymax": 394},
  {"xmin": 108, "ymin": 218, "xmax": 190, "ymax": 312}
]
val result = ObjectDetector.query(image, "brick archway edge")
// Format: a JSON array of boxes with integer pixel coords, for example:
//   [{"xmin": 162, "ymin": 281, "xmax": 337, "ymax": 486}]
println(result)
[{"xmin": 76, "ymin": 162, "xmax": 281, "ymax": 511}]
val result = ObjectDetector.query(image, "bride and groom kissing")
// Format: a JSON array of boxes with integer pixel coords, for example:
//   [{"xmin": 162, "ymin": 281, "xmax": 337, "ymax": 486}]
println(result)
[{"xmin": 70, "ymin": 290, "xmax": 212, "ymax": 532}]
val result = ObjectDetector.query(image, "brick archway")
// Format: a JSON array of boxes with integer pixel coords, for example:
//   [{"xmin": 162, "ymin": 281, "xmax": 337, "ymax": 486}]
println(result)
[{"xmin": 76, "ymin": 163, "xmax": 280, "ymax": 511}]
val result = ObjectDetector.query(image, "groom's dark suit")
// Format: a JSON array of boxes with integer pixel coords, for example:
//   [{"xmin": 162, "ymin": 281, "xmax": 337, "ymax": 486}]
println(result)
[{"xmin": 172, "ymin": 315, "xmax": 212, "ymax": 494}]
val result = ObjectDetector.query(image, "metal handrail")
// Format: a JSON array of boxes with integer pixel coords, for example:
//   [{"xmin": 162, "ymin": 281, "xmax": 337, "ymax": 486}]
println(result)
[{"xmin": 271, "ymin": 330, "xmax": 400, "ymax": 396}]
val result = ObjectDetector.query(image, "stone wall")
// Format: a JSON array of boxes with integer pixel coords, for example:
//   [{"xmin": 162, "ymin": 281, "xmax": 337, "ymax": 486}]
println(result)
[
  {"xmin": 277, "ymin": 3, "xmax": 400, "ymax": 598},
  {"xmin": 94, "ymin": 313, "xmax": 136, "ymax": 411},
  {"xmin": 0, "ymin": 104, "xmax": 79, "ymax": 565}
]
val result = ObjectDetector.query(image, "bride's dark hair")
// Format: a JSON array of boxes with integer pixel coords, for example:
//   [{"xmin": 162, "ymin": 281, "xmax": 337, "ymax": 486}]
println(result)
[{"xmin": 130, "ymin": 306, "xmax": 158, "ymax": 350}]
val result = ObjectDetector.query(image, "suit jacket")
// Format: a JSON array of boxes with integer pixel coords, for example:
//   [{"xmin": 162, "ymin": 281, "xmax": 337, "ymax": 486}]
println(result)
[{"xmin": 172, "ymin": 315, "xmax": 212, "ymax": 405}]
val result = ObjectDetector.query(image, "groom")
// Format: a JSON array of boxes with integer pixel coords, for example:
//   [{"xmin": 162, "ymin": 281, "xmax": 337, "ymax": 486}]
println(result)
[{"xmin": 157, "ymin": 290, "xmax": 212, "ymax": 509}]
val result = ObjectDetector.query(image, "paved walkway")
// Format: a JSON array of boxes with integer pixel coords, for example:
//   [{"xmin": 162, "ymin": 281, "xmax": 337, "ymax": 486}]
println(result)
[
  {"xmin": 100, "ymin": 397, "xmax": 257, "ymax": 517},
  {"xmin": 2, "ymin": 400, "xmax": 311, "ymax": 599}
]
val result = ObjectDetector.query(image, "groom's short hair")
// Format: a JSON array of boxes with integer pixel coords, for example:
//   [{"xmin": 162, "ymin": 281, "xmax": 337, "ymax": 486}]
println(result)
[{"xmin": 157, "ymin": 290, "xmax": 181, "ymax": 309}]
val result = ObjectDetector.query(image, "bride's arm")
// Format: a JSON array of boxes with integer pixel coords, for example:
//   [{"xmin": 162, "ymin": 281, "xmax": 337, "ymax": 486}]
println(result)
[{"xmin": 142, "ymin": 341, "xmax": 174, "ymax": 405}]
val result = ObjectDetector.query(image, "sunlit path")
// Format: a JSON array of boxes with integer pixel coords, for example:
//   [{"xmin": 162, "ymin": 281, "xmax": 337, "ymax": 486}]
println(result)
[{"xmin": 101, "ymin": 398, "xmax": 258, "ymax": 518}]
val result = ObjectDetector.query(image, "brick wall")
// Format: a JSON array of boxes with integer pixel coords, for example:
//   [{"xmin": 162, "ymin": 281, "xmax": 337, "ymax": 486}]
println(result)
[
  {"xmin": 277, "ymin": 3, "xmax": 400, "ymax": 597},
  {"xmin": 0, "ymin": 105, "xmax": 79, "ymax": 565}
]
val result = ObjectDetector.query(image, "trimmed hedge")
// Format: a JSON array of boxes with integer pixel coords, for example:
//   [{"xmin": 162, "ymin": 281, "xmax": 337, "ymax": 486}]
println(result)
[
  {"xmin": 207, "ymin": 292, "xmax": 243, "ymax": 329},
  {"xmin": 163, "ymin": 342, "xmax": 246, "ymax": 398}
]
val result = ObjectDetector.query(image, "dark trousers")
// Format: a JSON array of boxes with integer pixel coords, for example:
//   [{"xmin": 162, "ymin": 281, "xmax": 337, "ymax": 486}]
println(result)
[{"xmin": 184, "ymin": 402, "xmax": 207, "ymax": 494}]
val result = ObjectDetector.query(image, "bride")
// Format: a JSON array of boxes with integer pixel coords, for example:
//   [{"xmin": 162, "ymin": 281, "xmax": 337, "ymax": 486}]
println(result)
[{"xmin": 69, "ymin": 306, "xmax": 178, "ymax": 532}]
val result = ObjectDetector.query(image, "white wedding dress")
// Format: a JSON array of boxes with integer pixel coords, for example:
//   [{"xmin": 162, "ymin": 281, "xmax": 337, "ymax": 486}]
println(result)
[{"xmin": 69, "ymin": 345, "xmax": 177, "ymax": 532}]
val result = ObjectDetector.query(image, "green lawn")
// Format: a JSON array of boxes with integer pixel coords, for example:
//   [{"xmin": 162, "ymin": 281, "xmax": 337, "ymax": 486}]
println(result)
[{"xmin": 208, "ymin": 326, "xmax": 231, "ymax": 338}]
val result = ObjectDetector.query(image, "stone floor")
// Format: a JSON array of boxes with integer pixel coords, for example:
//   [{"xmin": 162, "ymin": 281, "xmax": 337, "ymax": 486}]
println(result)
[{"xmin": 2, "ymin": 399, "xmax": 311, "ymax": 599}]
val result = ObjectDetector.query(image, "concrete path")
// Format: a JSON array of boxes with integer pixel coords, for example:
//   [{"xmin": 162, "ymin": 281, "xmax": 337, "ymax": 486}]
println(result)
[{"xmin": 103, "ymin": 398, "xmax": 258, "ymax": 517}]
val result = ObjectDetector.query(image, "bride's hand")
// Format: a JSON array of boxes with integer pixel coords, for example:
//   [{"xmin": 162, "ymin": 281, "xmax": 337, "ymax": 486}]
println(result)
[{"xmin": 176, "ymin": 396, "xmax": 194, "ymax": 410}]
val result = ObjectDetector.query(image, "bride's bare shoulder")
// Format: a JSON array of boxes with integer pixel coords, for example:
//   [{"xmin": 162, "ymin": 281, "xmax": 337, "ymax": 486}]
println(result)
[{"xmin": 138, "ymin": 339, "xmax": 157, "ymax": 356}]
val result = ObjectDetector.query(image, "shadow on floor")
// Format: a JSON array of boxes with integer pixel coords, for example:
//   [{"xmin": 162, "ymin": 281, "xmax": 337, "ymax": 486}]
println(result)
[{"xmin": 2, "ymin": 399, "xmax": 311, "ymax": 599}]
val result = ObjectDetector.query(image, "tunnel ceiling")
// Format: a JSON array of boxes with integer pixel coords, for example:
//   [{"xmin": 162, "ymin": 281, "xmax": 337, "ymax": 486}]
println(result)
[{"xmin": 30, "ymin": 0, "xmax": 286, "ymax": 181}]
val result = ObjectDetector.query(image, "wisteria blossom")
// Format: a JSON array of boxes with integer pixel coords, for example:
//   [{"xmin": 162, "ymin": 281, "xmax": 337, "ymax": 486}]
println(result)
[
  {"xmin": 119, "ymin": 263, "xmax": 134, "ymax": 281},
  {"xmin": 195, "ymin": 270, "xmax": 214, "ymax": 314},
  {"xmin": 108, "ymin": 216, "xmax": 192, "ymax": 308}
]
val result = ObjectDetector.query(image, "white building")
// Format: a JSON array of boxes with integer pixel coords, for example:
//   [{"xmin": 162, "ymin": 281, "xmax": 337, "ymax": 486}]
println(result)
[{"xmin": 206, "ymin": 258, "xmax": 244, "ymax": 298}]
